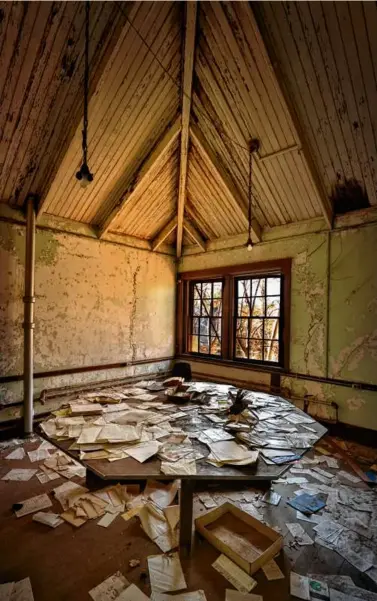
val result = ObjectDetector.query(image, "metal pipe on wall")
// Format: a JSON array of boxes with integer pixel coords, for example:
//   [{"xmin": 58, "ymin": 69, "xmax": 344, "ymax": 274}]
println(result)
[{"xmin": 23, "ymin": 195, "xmax": 36, "ymax": 435}]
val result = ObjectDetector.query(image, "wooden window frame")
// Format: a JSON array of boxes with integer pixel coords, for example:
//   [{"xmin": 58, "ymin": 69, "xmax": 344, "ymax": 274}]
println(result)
[
  {"xmin": 188, "ymin": 279, "xmax": 224, "ymax": 358},
  {"xmin": 176, "ymin": 259, "xmax": 291, "ymax": 371}
]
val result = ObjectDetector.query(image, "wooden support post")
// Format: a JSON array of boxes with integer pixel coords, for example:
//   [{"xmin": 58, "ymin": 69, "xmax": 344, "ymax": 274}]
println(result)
[{"xmin": 177, "ymin": 1, "xmax": 198, "ymax": 258}]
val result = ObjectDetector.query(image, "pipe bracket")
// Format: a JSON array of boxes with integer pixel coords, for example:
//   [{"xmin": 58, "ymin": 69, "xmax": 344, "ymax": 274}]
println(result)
[
  {"xmin": 23, "ymin": 296, "xmax": 35, "ymax": 303},
  {"xmin": 22, "ymin": 322, "xmax": 35, "ymax": 329}
]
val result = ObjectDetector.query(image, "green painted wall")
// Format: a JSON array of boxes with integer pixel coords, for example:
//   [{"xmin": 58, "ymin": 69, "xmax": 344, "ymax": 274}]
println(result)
[{"xmin": 179, "ymin": 221, "xmax": 377, "ymax": 430}]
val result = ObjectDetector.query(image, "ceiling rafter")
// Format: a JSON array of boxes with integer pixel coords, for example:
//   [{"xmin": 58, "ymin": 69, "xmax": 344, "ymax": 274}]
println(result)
[
  {"xmin": 190, "ymin": 123, "xmax": 262, "ymax": 242},
  {"xmin": 252, "ymin": 3, "xmax": 333, "ymax": 229},
  {"xmin": 183, "ymin": 217, "xmax": 206, "ymax": 251},
  {"xmin": 176, "ymin": 0, "xmax": 198, "ymax": 258},
  {"xmin": 151, "ymin": 216, "xmax": 177, "ymax": 251},
  {"xmin": 98, "ymin": 117, "xmax": 181, "ymax": 238}
]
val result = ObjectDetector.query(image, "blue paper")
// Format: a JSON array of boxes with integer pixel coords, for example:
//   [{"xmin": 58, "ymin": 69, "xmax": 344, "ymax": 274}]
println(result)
[{"xmin": 287, "ymin": 493, "xmax": 325, "ymax": 514}]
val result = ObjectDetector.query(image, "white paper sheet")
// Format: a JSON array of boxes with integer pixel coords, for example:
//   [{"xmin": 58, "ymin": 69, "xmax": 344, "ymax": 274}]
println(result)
[
  {"xmin": 312, "ymin": 467, "xmax": 335, "ymax": 480},
  {"xmin": 262, "ymin": 558, "xmax": 284, "ymax": 580},
  {"xmin": 89, "ymin": 572, "xmax": 129, "ymax": 601},
  {"xmin": 0, "ymin": 582, "xmax": 14, "ymax": 601},
  {"xmin": 286, "ymin": 523, "xmax": 314, "ymax": 545},
  {"xmin": 148, "ymin": 480, "xmax": 179, "ymax": 509},
  {"xmin": 97, "ymin": 512, "xmax": 118, "ymax": 528},
  {"xmin": 148, "ymin": 553, "xmax": 187, "ymax": 594},
  {"xmin": 117, "ymin": 584, "xmax": 150, "ymax": 601},
  {"xmin": 198, "ymin": 493, "xmax": 217, "ymax": 509},
  {"xmin": 160, "ymin": 460, "xmax": 197, "ymax": 475},
  {"xmin": 290, "ymin": 572, "xmax": 310, "ymax": 600},
  {"xmin": 5, "ymin": 447, "xmax": 25, "ymax": 460},
  {"xmin": 212, "ymin": 555, "xmax": 257, "ymax": 594},
  {"xmin": 2, "ymin": 469, "xmax": 37, "ymax": 481},
  {"xmin": 263, "ymin": 491, "xmax": 281, "ymax": 506},
  {"xmin": 15, "ymin": 494, "xmax": 52, "ymax": 517},
  {"xmin": 163, "ymin": 505, "xmax": 180, "ymax": 530},
  {"xmin": 337, "ymin": 470, "xmax": 361, "ymax": 484},
  {"xmin": 27, "ymin": 448, "xmax": 51, "ymax": 463},
  {"xmin": 32, "ymin": 512, "xmax": 63, "ymax": 528},
  {"xmin": 152, "ymin": 592, "xmax": 207, "ymax": 601},
  {"xmin": 126, "ymin": 442, "xmax": 160, "ymax": 463},
  {"xmin": 10, "ymin": 578, "xmax": 34, "ymax": 601},
  {"xmin": 76, "ymin": 426, "xmax": 103, "ymax": 444},
  {"xmin": 329, "ymin": 590, "xmax": 364, "ymax": 601}
]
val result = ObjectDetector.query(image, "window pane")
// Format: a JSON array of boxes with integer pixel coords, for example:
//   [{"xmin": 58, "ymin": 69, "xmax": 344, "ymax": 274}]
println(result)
[
  {"xmin": 213, "ymin": 299, "xmax": 222, "ymax": 317},
  {"xmin": 192, "ymin": 317, "xmax": 199, "ymax": 335},
  {"xmin": 264, "ymin": 318, "xmax": 279, "ymax": 340},
  {"xmin": 251, "ymin": 297, "xmax": 265, "ymax": 316},
  {"xmin": 264, "ymin": 341, "xmax": 279, "ymax": 362},
  {"xmin": 267, "ymin": 277, "xmax": 281, "ymax": 296},
  {"xmin": 202, "ymin": 299, "xmax": 211, "ymax": 315},
  {"xmin": 190, "ymin": 335, "xmax": 198, "ymax": 353},
  {"xmin": 266, "ymin": 296, "xmax": 280, "ymax": 317},
  {"xmin": 235, "ymin": 338, "xmax": 248, "ymax": 359},
  {"xmin": 236, "ymin": 318, "xmax": 248, "ymax": 339},
  {"xmin": 210, "ymin": 318, "xmax": 221, "ymax": 338},
  {"xmin": 193, "ymin": 284, "xmax": 201, "ymax": 300},
  {"xmin": 238, "ymin": 280, "xmax": 250, "ymax": 297},
  {"xmin": 249, "ymin": 339, "xmax": 263, "ymax": 360},
  {"xmin": 199, "ymin": 318, "xmax": 209, "ymax": 336},
  {"xmin": 210, "ymin": 337, "xmax": 221, "ymax": 356},
  {"xmin": 199, "ymin": 336, "xmax": 209, "ymax": 353},
  {"xmin": 213, "ymin": 282, "xmax": 222, "ymax": 299},
  {"xmin": 250, "ymin": 318, "xmax": 263, "ymax": 339},
  {"xmin": 252, "ymin": 278, "xmax": 265, "ymax": 296},
  {"xmin": 193, "ymin": 299, "xmax": 200, "ymax": 316},
  {"xmin": 202, "ymin": 283, "xmax": 211, "ymax": 298},
  {"xmin": 237, "ymin": 298, "xmax": 250, "ymax": 317}
]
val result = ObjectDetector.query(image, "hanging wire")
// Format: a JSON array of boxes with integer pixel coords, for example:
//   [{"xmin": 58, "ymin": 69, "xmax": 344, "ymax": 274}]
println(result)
[
  {"xmin": 82, "ymin": 0, "xmax": 90, "ymax": 166},
  {"xmin": 248, "ymin": 144, "xmax": 253, "ymax": 240}
]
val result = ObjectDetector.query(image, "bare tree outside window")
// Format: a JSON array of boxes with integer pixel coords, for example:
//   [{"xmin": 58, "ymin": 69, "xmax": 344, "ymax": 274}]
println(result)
[
  {"xmin": 235, "ymin": 276, "xmax": 281, "ymax": 363},
  {"xmin": 189, "ymin": 280, "xmax": 223, "ymax": 356}
]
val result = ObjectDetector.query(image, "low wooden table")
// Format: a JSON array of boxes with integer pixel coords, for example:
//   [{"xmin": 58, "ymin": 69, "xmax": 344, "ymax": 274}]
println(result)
[{"xmin": 42, "ymin": 385, "xmax": 327, "ymax": 555}]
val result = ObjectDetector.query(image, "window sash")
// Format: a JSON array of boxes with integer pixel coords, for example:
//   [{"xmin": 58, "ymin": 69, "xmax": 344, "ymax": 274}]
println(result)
[{"xmin": 188, "ymin": 280, "xmax": 223, "ymax": 357}]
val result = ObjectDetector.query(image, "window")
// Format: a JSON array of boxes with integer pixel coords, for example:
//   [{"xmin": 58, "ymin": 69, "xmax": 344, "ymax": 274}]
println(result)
[
  {"xmin": 189, "ymin": 280, "xmax": 223, "ymax": 356},
  {"xmin": 177, "ymin": 260, "xmax": 290, "ymax": 369},
  {"xmin": 234, "ymin": 276, "xmax": 282, "ymax": 364}
]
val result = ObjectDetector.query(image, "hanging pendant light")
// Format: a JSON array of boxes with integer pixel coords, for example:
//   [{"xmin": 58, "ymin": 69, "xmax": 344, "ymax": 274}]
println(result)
[
  {"xmin": 246, "ymin": 139, "xmax": 260, "ymax": 251},
  {"xmin": 76, "ymin": 0, "xmax": 93, "ymax": 188}
]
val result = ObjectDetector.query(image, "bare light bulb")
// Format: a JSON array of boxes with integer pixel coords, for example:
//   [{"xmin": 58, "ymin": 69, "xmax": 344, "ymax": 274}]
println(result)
[
  {"xmin": 246, "ymin": 236, "xmax": 253, "ymax": 252},
  {"xmin": 76, "ymin": 162, "xmax": 93, "ymax": 189}
]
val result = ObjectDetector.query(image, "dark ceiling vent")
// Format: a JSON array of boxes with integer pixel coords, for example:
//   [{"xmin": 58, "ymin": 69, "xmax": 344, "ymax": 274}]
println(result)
[{"xmin": 331, "ymin": 178, "xmax": 370, "ymax": 215}]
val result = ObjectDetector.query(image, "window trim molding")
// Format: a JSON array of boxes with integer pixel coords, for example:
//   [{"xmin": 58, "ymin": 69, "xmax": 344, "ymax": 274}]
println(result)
[{"xmin": 176, "ymin": 259, "xmax": 291, "ymax": 370}]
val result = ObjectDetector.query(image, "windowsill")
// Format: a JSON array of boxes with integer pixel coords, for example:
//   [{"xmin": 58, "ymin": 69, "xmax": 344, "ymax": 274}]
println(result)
[{"xmin": 177, "ymin": 353, "xmax": 286, "ymax": 374}]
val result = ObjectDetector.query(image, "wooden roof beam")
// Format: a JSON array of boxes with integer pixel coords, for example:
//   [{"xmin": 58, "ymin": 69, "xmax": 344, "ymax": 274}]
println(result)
[
  {"xmin": 183, "ymin": 217, "xmax": 206, "ymax": 251},
  {"xmin": 252, "ymin": 4, "xmax": 333, "ymax": 229},
  {"xmin": 151, "ymin": 216, "xmax": 177, "ymax": 251},
  {"xmin": 190, "ymin": 123, "xmax": 262, "ymax": 242},
  {"xmin": 176, "ymin": 1, "xmax": 198, "ymax": 258},
  {"xmin": 98, "ymin": 117, "xmax": 181, "ymax": 238}
]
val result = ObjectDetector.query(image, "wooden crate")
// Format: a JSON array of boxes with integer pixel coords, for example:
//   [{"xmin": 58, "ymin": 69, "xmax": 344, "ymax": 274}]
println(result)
[{"xmin": 195, "ymin": 502, "xmax": 283, "ymax": 575}]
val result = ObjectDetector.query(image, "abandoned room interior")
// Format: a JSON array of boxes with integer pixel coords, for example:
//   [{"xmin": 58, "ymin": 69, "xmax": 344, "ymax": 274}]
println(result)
[{"xmin": 1, "ymin": 0, "xmax": 377, "ymax": 600}]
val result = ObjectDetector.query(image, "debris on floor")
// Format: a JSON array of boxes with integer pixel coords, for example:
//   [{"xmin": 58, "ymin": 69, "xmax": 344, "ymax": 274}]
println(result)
[{"xmin": 0, "ymin": 577, "xmax": 34, "ymax": 601}]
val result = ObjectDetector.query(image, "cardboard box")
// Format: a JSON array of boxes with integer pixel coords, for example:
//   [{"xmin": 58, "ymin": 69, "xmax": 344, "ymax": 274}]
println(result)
[{"xmin": 195, "ymin": 502, "xmax": 283, "ymax": 575}]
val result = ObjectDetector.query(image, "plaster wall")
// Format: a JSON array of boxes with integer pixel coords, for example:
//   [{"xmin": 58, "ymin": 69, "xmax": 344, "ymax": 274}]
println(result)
[
  {"xmin": 179, "ymin": 222, "xmax": 377, "ymax": 430},
  {"xmin": 0, "ymin": 221, "xmax": 176, "ymax": 406}
]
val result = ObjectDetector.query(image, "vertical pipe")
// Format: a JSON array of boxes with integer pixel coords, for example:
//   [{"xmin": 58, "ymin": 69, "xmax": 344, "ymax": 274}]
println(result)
[
  {"xmin": 23, "ymin": 195, "xmax": 36, "ymax": 435},
  {"xmin": 324, "ymin": 231, "xmax": 331, "ymax": 378}
]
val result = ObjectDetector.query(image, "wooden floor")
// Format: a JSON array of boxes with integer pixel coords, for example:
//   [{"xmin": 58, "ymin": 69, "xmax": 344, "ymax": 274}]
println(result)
[{"xmin": 0, "ymin": 435, "xmax": 376, "ymax": 600}]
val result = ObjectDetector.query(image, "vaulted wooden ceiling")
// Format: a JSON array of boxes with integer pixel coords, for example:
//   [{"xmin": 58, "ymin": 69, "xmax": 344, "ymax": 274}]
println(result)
[{"xmin": 1, "ymin": 1, "xmax": 376, "ymax": 255}]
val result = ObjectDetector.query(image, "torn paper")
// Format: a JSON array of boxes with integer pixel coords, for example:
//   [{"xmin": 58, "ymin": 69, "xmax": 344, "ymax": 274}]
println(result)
[
  {"xmin": 2, "ymin": 469, "xmax": 37, "ymax": 481},
  {"xmin": 147, "ymin": 553, "xmax": 187, "ymax": 594},
  {"xmin": 89, "ymin": 572, "xmax": 129, "ymax": 601},
  {"xmin": 15, "ymin": 494, "xmax": 52, "ymax": 517}
]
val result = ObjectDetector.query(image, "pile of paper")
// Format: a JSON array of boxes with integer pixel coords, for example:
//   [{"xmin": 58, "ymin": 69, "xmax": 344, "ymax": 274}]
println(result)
[{"xmin": 207, "ymin": 441, "xmax": 259, "ymax": 467}]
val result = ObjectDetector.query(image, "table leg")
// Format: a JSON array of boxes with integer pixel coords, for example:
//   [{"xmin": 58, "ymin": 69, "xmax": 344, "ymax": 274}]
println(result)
[{"xmin": 179, "ymin": 479, "xmax": 195, "ymax": 557}]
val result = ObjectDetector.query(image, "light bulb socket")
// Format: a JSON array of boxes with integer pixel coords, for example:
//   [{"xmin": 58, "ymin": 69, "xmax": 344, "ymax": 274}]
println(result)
[
  {"xmin": 246, "ymin": 236, "xmax": 253, "ymax": 251},
  {"xmin": 76, "ymin": 162, "xmax": 94, "ymax": 184}
]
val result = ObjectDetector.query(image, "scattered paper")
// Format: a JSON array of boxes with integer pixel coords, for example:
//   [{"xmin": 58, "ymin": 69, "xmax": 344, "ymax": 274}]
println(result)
[
  {"xmin": 5, "ymin": 447, "xmax": 25, "ymax": 460},
  {"xmin": 337, "ymin": 470, "xmax": 361, "ymax": 484},
  {"xmin": 10, "ymin": 577, "xmax": 34, "ymax": 601},
  {"xmin": 148, "ymin": 480, "xmax": 179, "ymax": 509},
  {"xmin": 160, "ymin": 460, "xmax": 197, "ymax": 475},
  {"xmin": 287, "ymin": 493, "xmax": 325, "ymax": 514},
  {"xmin": 312, "ymin": 467, "xmax": 335, "ymax": 480},
  {"xmin": 286, "ymin": 523, "xmax": 314, "ymax": 545},
  {"xmin": 2, "ymin": 469, "xmax": 37, "ymax": 481},
  {"xmin": 126, "ymin": 441, "xmax": 161, "ymax": 463},
  {"xmin": 198, "ymin": 492, "xmax": 217, "ymax": 509},
  {"xmin": 89, "ymin": 572, "xmax": 129, "ymax": 601},
  {"xmin": 117, "ymin": 584, "xmax": 150, "ymax": 601},
  {"xmin": 148, "ymin": 553, "xmax": 187, "ymax": 594},
  {"xmin": 212, "ymin": 555, "xmax": 257, "ymax": 594},
  {"xmin": 15, "ymin": 493, "xmax": 52, "ymax": 517},
  {"xmin": 0, "ymin": 582, "xmax": 14, "ymax": 601},
  {"xmin": 27, "ymin": 447, "xmax": 51, "ymax": 463},
  {"xmin": 290, "ymin": 572, "xmax": 310, "ymax": 600},
  {"xmin": 32, "ymin": 512, "xmax": 63, "ymax": 528},
  {"xmin": 309, "ymin": 579, "xmax": 329, "ymax": 598},
  {"xmin": 152, "ymin": 591, "xmax": 207, "ymax": 601},
  {"xmin": 163, "ymin": 505, "xmax": 180, "ymax": 530},
  {"xmin": 262, "ymin": 558, "xmax": 284, "ymax": 580},
  {"xmin": 263, "ymin": 491, "xmax": 281, "ymax": 506},
  {"xmin": 97, "ymin": 512, "xmax": 118, "ymax": 528}
]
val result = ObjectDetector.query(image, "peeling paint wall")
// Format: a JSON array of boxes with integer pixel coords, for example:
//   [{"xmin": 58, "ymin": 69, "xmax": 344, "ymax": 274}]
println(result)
[
  {"xmin": 0, "ymin": 221, "xmax": 175, "ymax": 405},
  {"xmin": 179, "ymin": 222, "xmax": 377, "ymax": 430}
]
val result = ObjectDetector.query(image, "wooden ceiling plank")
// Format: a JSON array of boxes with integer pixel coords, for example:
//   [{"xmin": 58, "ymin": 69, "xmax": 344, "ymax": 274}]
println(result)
[
  {"xmin": 190, "ymin": 123, "xmax": 262, "ymax": 242},
  {"xmin": 253, "ymin": 3, "xmax": 333, "ymax": 228},
  {"xmin": 183, "ymin": 217, "xmax": 206, "ymax": 251},
  {"xmin": 176, "ymin": 1, "xmax": 198, "ymax": 258},
  {"xmin": 151, "ymin": 216, "xmax": 178, "ymax": 251},
  {"xmin": 98, "ymin": 116, "xmax": 181, "ymax": 237}
]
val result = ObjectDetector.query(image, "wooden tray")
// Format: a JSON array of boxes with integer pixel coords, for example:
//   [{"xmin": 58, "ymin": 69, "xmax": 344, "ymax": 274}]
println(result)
[{"xmin": 195, "ymin": 502, "xmax": 283, "ymax": 575}]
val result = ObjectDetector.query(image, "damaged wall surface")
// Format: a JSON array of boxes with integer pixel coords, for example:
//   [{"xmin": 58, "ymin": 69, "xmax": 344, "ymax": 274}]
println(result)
[
  {"xmin": 0, "ymin": 220, "xmax": 176, "ymax": 408},
  {"xmin": 179, "ymin": 217, "xmax": 377, "ymax": 430}
]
